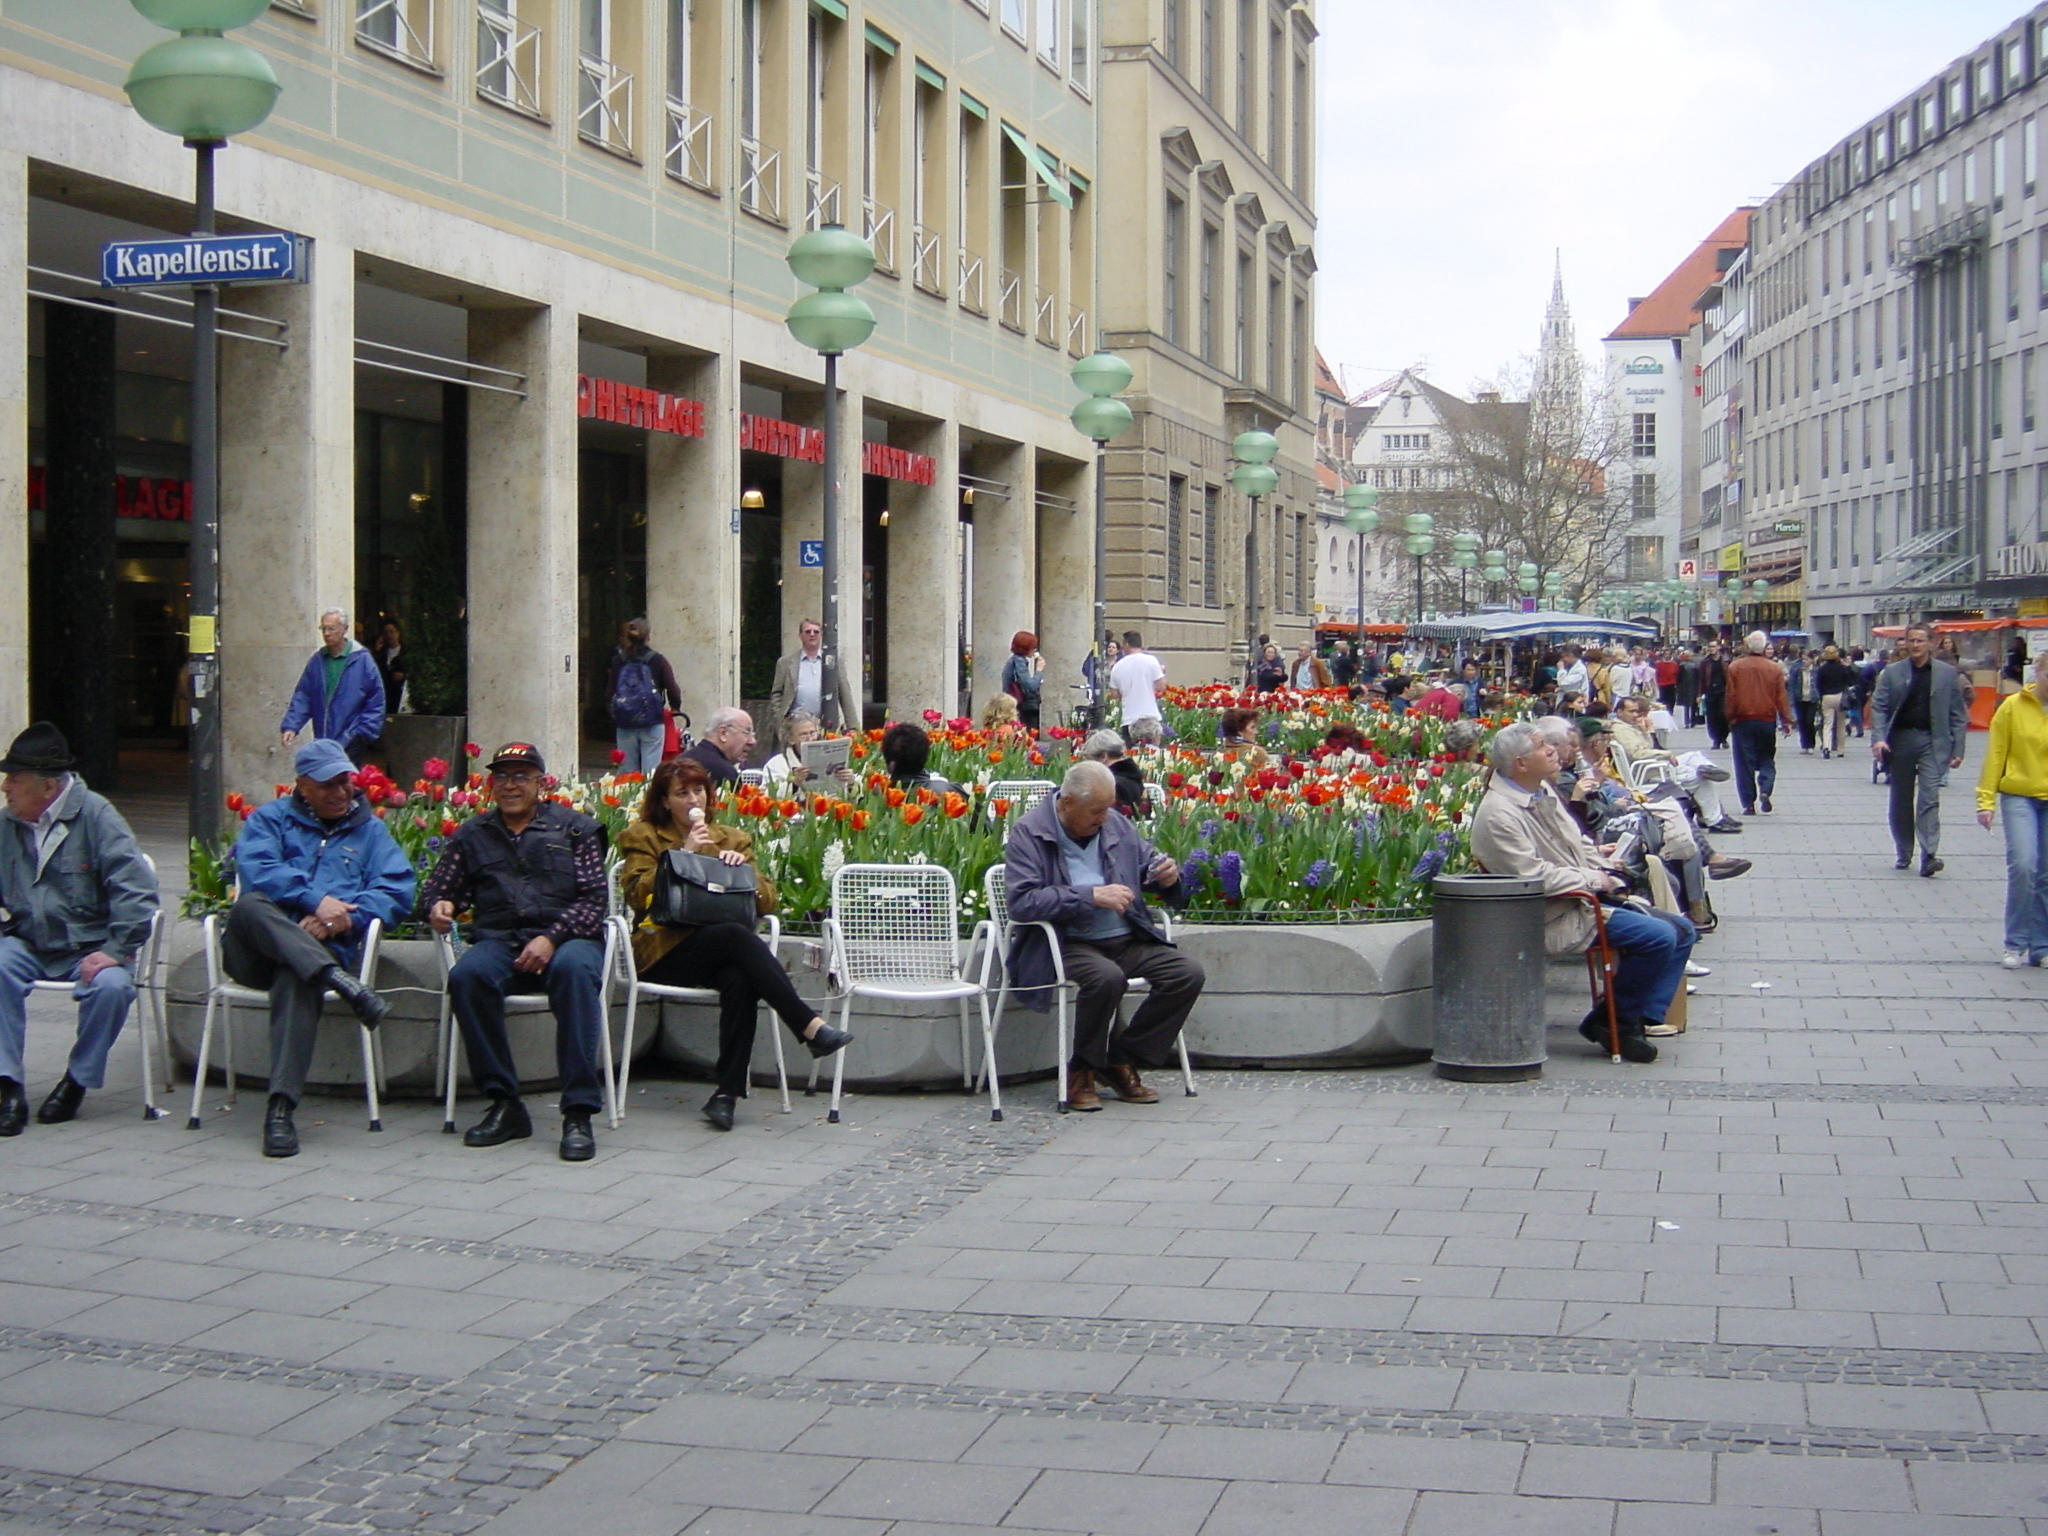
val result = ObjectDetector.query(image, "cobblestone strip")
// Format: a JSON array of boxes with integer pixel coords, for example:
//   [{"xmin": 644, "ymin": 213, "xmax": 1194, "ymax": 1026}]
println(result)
[
  {"xmin": 0, "ymin": 1323, "xmax": 448, "ymax": 1395},
  {"xmin": 0, "ymin": 1101, "xmax": 1069, "ymax": 1536},
  {"xmin": 712, "ymin": 1373, "xmax": 2048, "ymax": 1461},
  {"xmin": 1199, "ymin": 1071, "xmax": 2048, "ymax": 1105},
  {"xmin": 0, "ymin": 1192, "xmax": 654, "ymax": 1274},
  {"xmin": 789, "ymin": 1305, "xmax": 2048, "ymax": 1389}
]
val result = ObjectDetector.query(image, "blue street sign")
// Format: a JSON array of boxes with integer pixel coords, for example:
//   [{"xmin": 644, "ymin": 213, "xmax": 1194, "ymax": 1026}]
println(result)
[
  {"xmin": 799, "ymin": 540, "xmax": 824, "ymax": 567},
  {"xmin": 101, "ymin": 233, "xmax": 309, "ymax": 289}
]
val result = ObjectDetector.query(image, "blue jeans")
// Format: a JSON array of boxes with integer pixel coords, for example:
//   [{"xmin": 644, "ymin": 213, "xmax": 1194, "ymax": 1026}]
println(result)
[
  {"xmin": 0, "ymin": 937, "xmax": 137, "ymax": 1089},
  {"xmin": 1730, "ymin": 719, "xmax": 1779, "ymax": 810},
  {"xmin": 2000, "ymin": 794, "xmax": 2048, "ymax": 958},
  {"xmin": 615, "ymin": 723, "xmax": 666, "ymax": 778},
  {"xmin": 448, "ymin": 935, "xmax": 608, "ymax": 1113},
  {"xmin": 1600, "ymin": 904, "xmax": 1696, "ymax": 1027}
]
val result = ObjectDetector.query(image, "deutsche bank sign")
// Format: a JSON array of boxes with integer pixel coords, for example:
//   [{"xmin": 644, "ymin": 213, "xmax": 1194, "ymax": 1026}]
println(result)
[{"xmin": 102, "ymin": 233, "xmax": 308, "ymax": 289}]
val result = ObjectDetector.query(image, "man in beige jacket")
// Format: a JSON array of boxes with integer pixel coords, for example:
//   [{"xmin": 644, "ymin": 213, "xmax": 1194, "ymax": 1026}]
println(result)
[{"xmin": 1469, "ymin": 722, "xmax": 1696, "ymax": 1063}]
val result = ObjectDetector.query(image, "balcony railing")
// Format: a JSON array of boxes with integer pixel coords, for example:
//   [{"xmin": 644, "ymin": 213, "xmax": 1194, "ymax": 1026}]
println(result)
[
  {"xmin": 1034, "ymin": 288, "xmax": 1058, "ymax": 346},
  {"xmin": 958, "ymin": 249, "xmax": 986, "ymax": 314},
  {"xmin": 998, "ymin": 267, "xmax": 1025, "ymax": 332},
  {"xmin": 864, "ymin": 198, "xmax": 897, "ymax": 274},
  {"xmin": 577, "ymin": 54, "xmax": 634, "ymax": 156},
  {"xmin": 355, "ymin": 0, "xmax": 435, "ymax": 69},
  {"xmin": 804, "ymin": 170, "xmax": 841, "ymax": 230},
  {"xmin": 1066, "ymin": 305, "xmax": 1090, "ymax": 357},
  {"xmin": 911, "ymin": 225, "xmax": 943, "ymax": 295},
  {"xmin": 476, "ymin": 2, "xmax": 542, "ymax": 116},
  {"xmin": 738, "ymin": 136, "xmax": 783, "ymax": 223},
  {"xmin": 664, "ymin": 99, "xmax": 713, "ymax": 188}
]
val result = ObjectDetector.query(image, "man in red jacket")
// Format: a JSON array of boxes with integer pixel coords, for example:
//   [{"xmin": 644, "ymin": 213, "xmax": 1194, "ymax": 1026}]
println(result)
[{"xmin": 1726, "ymin": 632, "xmax": 1795, "ymax": 815}]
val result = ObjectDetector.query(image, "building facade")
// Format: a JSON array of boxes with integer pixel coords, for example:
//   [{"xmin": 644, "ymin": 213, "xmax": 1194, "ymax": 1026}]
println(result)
[
  {"xmin": 1747, "ymin": 6, "xmax": 2048, "ymax": 645},
  {"xmin": 1094, "ymin": 0, "xmax": 1319, "ymax": 683},
  {"xmin": 5, "ymin": 0, "xmax": 1103, "ymax": 799}
]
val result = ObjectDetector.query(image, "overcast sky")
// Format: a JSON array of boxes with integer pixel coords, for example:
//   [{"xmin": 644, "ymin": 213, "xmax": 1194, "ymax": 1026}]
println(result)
[{"xmin": 1317, "ymin": 0, "xmax": 2031, "ymax": 401}]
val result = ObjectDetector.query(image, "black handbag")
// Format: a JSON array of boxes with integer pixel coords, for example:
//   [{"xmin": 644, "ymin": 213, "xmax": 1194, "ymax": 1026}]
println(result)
[{"xmin": 651, "ymin": 848, "xmax": 759, "ymax": 928}]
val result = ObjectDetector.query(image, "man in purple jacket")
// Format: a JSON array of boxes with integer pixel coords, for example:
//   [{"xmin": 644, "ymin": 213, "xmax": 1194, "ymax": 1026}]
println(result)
[
  {"xmin": 1004, "ymin": 760, "xmax": 1204, "ymax": 1111},
  {"xmin": 280, "ymin": 609, "xmax": 385, "ymax": 766}
]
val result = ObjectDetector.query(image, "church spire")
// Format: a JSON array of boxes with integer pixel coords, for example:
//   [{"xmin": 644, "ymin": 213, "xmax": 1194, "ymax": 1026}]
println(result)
[{"xmin": 1533, "ymin": 252, "xmax": 1583, "ymax": 421}]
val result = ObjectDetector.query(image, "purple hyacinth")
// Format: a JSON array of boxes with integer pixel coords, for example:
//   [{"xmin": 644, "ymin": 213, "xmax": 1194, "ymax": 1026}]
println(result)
[
  {"xmin": 1219, "ymin": 850, "xmax": 1244, "ymax": 901},
  {"xmin": 1303, "ymin": 858, "xmax": 1332, "ymax": 890},
  {"xmin": 1408, "ymin": 846, "xmax": 1448, "ymax": 884}
]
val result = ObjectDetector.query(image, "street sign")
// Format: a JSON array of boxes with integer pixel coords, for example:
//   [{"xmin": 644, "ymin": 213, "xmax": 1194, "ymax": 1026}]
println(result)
[
  {"xmin": 101, "ymin": 232, "xmax": 309, "ymax": 289},
  {"xmin": 798, "ymin": 540, "xmax": 824, "ymax": 567}
]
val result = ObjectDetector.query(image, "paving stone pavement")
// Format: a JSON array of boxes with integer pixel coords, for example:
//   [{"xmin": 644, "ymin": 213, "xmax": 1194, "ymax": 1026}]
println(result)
[{"xmin": 2, "ymin": 729, "xmax": 2047, "ymax": 1534}]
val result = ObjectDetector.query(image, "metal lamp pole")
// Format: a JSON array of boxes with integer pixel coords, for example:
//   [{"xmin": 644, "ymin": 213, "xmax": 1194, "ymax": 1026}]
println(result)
[
  {"xmin": 1231, "ymin": 431, "xmax": 1280, "ymax": 671},
  {"xmin": 1343, "ymin": 484, "xmax": 1378, "ymax": 659},
  {"xmin": 1070, "ymin": 353, "xmax": 1134, "ymax": 727}
]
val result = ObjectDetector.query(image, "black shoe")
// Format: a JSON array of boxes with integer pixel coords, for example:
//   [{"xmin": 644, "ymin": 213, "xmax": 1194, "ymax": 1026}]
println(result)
[
  {"xmin": 0, "ymin": 1078, "xmax": 25, "ymax": 1137},
  {"xmin": 1740, "ymin": 806, "xmax": 1756, "ymax": 817},
  {"xmin": 263, "ymin": 1094, "xmax": 299, "ymax": 1158},
  {"xmin": 559, "ymin": 1110, "xmax": 595, "ymax": 1162},
  {"xmin": 702, "ymin": 1093, "xmax": 735, "ymax": 1131},
  {"xmin": 1895, "ymin": 854, "xmax": 1911, "ymax": 870},
  {"xmin": 1579, "ymin": 1015, "xmax": 1656, "ymax": 1063},
  {"xmin": 1921, "ymin": 855, "xmax": 1944, "ymax": 878},
  {"xmin": 323, "ymin": 967, "xmax": 389, "ymax": 1031},
  {"xmin": 1695, "ymin": 763, "xmax": 1732, "ymax": 782},
  {"xmin": 1707, "ymin": 857, "xmax": 1752, "ymax": 881},
  {"xmin": 803, "ymin": 1022, "xmax": 854, "ymax": 1059},
  {"xmin": 1758, "ymin": 794, "xmax": 1773, "ymax": 813},
  {"xmin": 462, "ymin": 1097, "xmax": 533, "ymax": 1147},
  {"xmin": 35, "ymin": 1074, "xmax": 84, "ymax": 1124},
  {"xmin": 1707, "ymin": 818, "xmax": 1743, "ymax": 835}
]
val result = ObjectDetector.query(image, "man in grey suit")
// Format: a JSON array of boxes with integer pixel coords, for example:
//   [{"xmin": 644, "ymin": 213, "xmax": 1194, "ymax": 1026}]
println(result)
[
  {"xmin": 1871, "ymin": 624, "xmax": 1972, "ymax": 877},
  {"xmin": 767, "ymin": 619, "xmax": 856, "ymax": 748}
]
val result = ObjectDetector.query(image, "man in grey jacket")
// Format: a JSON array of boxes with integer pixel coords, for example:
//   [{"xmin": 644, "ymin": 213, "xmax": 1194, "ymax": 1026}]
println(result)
[
  {"xmin": 768, "ymin": 620, "xmax": 856, "ymax": 744},
  {"xmin": 0, "ymin": 723, "xmax": 160, "ymax": 1134},
  {"xmin": 1871, "ymin": 624, "xmax": 1972, "ymax": 877},
  {"xmin": 1003, "ymin": 760, "xmax": 1202, "ymax": 1111}
]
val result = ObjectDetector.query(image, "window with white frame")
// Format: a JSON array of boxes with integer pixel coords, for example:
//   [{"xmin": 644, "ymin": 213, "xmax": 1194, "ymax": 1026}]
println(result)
[
  {"xmin": 477, "ymin": 0, "xmax": 542, "ymax": 114},
  {"xmin": 356, "ymin": 0, "xmax": 435, "ymax": 69},
  {"xmin": 1631, "ymin": 412, "xmax": 1656, "ymax": 458}
]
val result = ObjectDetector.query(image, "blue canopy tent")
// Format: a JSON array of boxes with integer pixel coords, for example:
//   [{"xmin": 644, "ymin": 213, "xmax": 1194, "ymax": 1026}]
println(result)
[{"xmin": 1438, "ymin": 610, "xmax": 1660, "ymax": 642}]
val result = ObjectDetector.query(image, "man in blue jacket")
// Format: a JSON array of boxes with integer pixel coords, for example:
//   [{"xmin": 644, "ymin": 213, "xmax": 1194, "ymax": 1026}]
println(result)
[
  {"xmin": 224, "ymin": 738, "xmax": 415, "ymax": 1156},
  {"xmin": 1004, "ymin": 760, "xmax": 1204, "ymax": 1112},
  {"xmin": 280, "ymin": 609, "xmax": 385, "ymax": 766}
]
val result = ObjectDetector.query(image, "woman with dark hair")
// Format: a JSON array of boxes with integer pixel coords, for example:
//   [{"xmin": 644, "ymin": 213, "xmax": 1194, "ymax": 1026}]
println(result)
[
  {"xmin": 1253, "ymin": 644, "xmax": 1288, "ymax": 692},
  {"xmin": 608, "ymin": 618, "xmax": 683, "ymax": 778},
  {"xmin": 372, "ymin": 619, "xmax": 406, "ymax": 717},
  {"xmin": 1001, "ymin": 630, "xmax": 1045, "ymax": 728},
  {"xmin": 619, "ymin": 757, "xmax": 850, "ymax": 1131},
  {"xmin": 1219, "ymin": 707, "xmax": 1260, "ymax": 746},
  {"xmin": 880, "ymin": 722, "xmax": 960, "ymax": 793}
]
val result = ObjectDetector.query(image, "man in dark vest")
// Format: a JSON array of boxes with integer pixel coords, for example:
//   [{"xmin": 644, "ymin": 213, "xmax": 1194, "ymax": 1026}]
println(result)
[{"xmin": 420, "ymin": 742, "xmax": 609, "ymax": 1161}]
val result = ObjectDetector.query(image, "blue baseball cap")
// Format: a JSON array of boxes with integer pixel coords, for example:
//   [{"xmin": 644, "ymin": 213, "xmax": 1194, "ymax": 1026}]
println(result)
[{"xmin": 294, "ymin": 739, "xmax": 356, "ymax": 782}]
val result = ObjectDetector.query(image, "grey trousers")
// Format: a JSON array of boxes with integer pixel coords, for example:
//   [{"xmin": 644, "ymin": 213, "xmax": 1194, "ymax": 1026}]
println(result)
[
  {"xmin": 1885, "ymin": 729, "xmax": 1946, "ymax": 861},
  {"xmin": 221, "ymin": 893, "xmax": 344, "ymax": 1104}
]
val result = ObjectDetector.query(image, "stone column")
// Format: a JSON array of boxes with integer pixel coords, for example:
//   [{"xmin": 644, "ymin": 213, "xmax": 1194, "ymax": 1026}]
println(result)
[
  {"xmin": 968, "ymin": 438, "xmax": 1032, "ymax": 716},
  {"xmin": 468, "ymin": 304, "xmax": 578, "ymax": 771},
  {"xmin": 831, "ymin": 380, "xmax": 867, "ymax": 725},
  {"xmin": 645, "ymin": 350, "xmax": 734, "ymax": 737},
  {"xmin": 779, "ymin": 387, "xmax": 825, "ymax": 657},
  {"xmin": 0, "ymin": 156, "xmax": 28, "ymax": 739},
  {"xmin": 879, "ymin": 418, "xmax": 957, "ymax": 720},
  {"xmin": 219, "ymin": 244, "xmax": 355, "ymax": 802},
  {"xmin": 1036, "ymin": 452, "xmax": 1094, "ymax": 711}
]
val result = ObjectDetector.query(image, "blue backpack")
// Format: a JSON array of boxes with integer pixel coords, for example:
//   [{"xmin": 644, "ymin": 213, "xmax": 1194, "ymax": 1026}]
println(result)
[{"xmin": 611, "ymin": 655, "xmax": 665, "ymax": 728}]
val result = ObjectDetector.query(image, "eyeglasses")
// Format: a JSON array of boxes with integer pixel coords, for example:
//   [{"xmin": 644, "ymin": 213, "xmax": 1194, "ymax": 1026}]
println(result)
[{"xmin": 491, "ymin": 770, "xmax": 540, "ymax": 785}]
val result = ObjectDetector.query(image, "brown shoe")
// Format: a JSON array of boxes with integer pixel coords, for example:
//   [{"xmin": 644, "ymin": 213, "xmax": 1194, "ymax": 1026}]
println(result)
[
  {"xmin": 1066, "ymin": 1067, "xmax": 1103, "ymax": 1112},
  {"xmin": 1102, "ymin": 1064, "xmax": 1160, "ymax": 1104}
]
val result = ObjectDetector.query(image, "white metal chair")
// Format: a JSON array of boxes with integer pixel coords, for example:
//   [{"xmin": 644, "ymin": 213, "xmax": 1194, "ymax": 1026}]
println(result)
[
  {"xmin": 609, "ymin": 912, "xmax": 791, "ymax": 1119},
  {"xmin": 26, "ymin": 855, "xmax": 171, "ymax": 1120},
  {"xmin": 820, "ymin": 864, "xmax": 999, "ymax": 1124},
  {"xmin": 434, "ymin": 921, "xmax": 621, "ymax": 1132},
  {"xmin": 189, "ymin": 914, "xmax": 387, "ymax": 1131},
  {"xmin": 977, "ymin": 863, "xmax": 1198, "ymax": 1114},
  {"xmin": 986, "ymin": 779, "xmax": 1056, "ymax": 817},
  {"xmin": 737, "ymin": 768, "xmax": 768, "ymax": 790},
  {"xmin": 1141, "ymin": 780, "xmax": 1166, "ymax": 811}
]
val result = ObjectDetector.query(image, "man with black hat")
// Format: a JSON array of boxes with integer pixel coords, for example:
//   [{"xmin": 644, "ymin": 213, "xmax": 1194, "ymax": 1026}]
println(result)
[
  {"xmin": 419, "ymin": 742, "xmax": 609, "ymax": 1161},
  {"xmin": 0, "ymin": 723, "xmax": 160, "ymax": 1134},
  {"xmin": 222, "ymin": 739, "xmax": 417, "ymax": 1157}
]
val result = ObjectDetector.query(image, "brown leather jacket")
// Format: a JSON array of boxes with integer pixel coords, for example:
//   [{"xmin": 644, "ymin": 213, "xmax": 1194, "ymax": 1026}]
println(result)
[
  {"xmin": 1724, "ymin": 654, "xmax": 1793, "ymax": 726},
  {"xmin": 617, "ymin": 817, "xmax": 778, "ymax": 973}
]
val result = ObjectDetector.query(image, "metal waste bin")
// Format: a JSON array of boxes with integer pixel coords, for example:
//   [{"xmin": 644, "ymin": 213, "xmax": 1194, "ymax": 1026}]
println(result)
[{"xmin": 1430, "ymin": 872, "xmax": 1548, "ymax": 1082}]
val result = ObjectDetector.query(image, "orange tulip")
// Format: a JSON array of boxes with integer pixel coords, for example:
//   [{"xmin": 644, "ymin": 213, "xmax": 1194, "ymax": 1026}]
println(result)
[
  {"xmin": 850, "ymin": 809, "xmax": 872, "ymax": 830},
  {"xmin": 885, "ymin": 786, "xmax": 907, "ymax": 807},
  {"xmin": 901, "ymin": 804, "xmax": 925, "ymax": 826},
  {"xmin": 991, "ymin": 797, "xmax": 1013, "ymax": 818},
  {"xmin": 943, "ymin": 793, "xmax": 969, "ymax": 819}
]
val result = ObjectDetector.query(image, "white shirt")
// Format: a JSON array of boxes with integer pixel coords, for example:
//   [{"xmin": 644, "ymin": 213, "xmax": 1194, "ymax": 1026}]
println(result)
[
  {"xmin": 1556, "ymin": 660, "xmax": 1590, "ymax": 697},
  {"xmin": 1108, "ymin": 651, "xmax": 1167, "ymax": 722},
  {"xmin": 794, "ymin": 654, "xmax": 823, "ymax": 718}
]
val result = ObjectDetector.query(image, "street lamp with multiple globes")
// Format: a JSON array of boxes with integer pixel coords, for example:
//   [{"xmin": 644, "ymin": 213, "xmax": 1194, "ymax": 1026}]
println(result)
[
  {"xmin": 1342, "ymin": 483, "xmax": 1379, "ymax": 656},
  {"xmin": 1480, "ymin": 549, "xmax": 1509, "ymax": 600},
  {"xmin": 122, "ymin": 0, "xmax": 280, "ymax": 844},
  {"xmin": 1070, "ymin": 352, "xmax": 1133, "ymax": 724},
  {"xmin": 1402, "ymin": 512, "xmax": 1435, "ymax": 623},
  {"xmin": 1449, "ymin": 531, "xmax": 1480, "ymax": 612},
  {"xmin": 783, "ymin": 224, "xmax": 877, "ymax": 707},
  {"xmin": 1231, "ymin": 431, "xmax": 1280, "ymax": 662}
]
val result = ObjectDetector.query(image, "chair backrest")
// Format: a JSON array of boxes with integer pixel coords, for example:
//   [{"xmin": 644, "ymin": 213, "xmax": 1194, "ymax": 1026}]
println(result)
[
  {"xmin": 831, "ymin": 863, "xmax": 962, "ymax": 984},
  {"xmin": 1142, "ymin": 781, "xmax": 1165, "ymax": 808},
  {"xmin": 987, "ymin": 779, "xmax": 1055, "ymax": 816},
  {"xmin": 983, "ymin": 863, "xmax": 1014, "ymax": 945},
  {"xmin": 738, "ymin": 768, "xmax": 767, "ymax": 789},
  {"xmin": 604, "ymin": 851, "xmax": 624, "ymax": 918}
]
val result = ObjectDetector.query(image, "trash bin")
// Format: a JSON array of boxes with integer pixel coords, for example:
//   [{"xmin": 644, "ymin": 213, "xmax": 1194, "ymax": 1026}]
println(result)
[{"xmin": 1430, "ymin": 872, "xmax": 1548, "ymax": 1082}]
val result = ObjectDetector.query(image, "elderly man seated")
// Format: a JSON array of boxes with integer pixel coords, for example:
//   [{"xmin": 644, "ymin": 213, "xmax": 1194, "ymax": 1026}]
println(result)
[
  {"xmin": 222, "ymin": 739, "xmax": 416, "ymax": 1157},
  {"xmin": 1608, "ymin": 694, "xmax": 1740, "ymax": 834},
  {"xmin": 1004, "ymin": 760, "xmax": 1204, "ymax": 1110},
  {"xmin": 1470, "ymin": 721, "xmax": 1695, "ymax": 1064},
  {"xmin": 0, "ymin": 723, "xmax": 159, "ymax": 1134}
]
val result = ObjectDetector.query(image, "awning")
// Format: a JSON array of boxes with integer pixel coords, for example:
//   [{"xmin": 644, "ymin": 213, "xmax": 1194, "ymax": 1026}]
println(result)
[
  {"xmin": 811, "ymin": 0, "xmax": 847, "ymax": 17},
  {"xmin": 1001, "ymin": 123, "xmax": 1074, "ymax": 208}
]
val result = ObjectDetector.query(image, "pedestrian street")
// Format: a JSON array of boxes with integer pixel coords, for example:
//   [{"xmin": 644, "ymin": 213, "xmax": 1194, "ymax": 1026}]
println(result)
[{"xmin": 0, "ymin": 730, "xmax": 2046, "ymax": 1534}]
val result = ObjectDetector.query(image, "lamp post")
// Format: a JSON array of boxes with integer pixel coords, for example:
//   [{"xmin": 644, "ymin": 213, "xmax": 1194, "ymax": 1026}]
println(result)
[
  {"xmin": 784, "ymin": 224, "xmax": 877, "ymax": 716},
  {"xmin": 1231, "ymin": 430, "xmax": 1280, "ymax": 667},
  {"xmin": 121, "ymin": 0, "xmax": 279, "ymax": 845},
  {"xmin": 1449, "ymin": 532, "xmax": 1479, "ymax": 612},
  {"xmin": 1343, "ymin": 484, "xmax": 1379, "ymax": 656},
  {"xmin": 1070, "ymin": 352, "xmax": 1133, "ymax": 726},
  {"xmin": 1480, "ymin": 549, "xmax": 1507, "ymax": 603},
  {"xmin": 1402, "ymin": 512, "xmax": 1435, "ymax": 623}
]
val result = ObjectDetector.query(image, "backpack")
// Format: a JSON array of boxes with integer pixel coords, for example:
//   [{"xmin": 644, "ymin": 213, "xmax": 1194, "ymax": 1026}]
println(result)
[{"xmin": 611, "ymin": 654, "xmax": 665, "ymax": 728}]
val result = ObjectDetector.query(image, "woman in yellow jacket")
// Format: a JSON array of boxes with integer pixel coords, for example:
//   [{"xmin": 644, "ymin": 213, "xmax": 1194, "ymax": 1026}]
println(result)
[
  {"xmin": 1976, "ymin": 650, "xmax": 2048, "ymax": 968},
  {"xmin": 620, "ymin": 756, "xmax": 850, "ymax": 1130}
]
